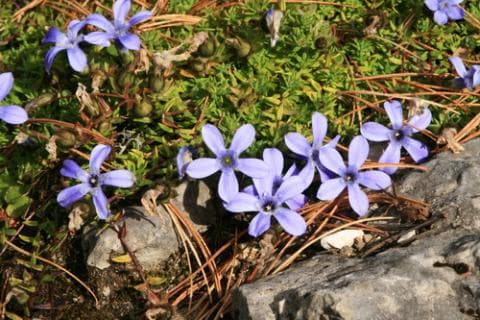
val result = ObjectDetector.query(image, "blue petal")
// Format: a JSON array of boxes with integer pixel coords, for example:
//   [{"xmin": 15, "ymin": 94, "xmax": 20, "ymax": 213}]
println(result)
[
  {"xmin": 273, "ymin": 207, "xmax": 306, "ymax": 236},
  {"xmin": 434, "ymin": 10, "xmax": 448, "ymax": 24},
  {"xmin": 357, "ymin": 170, "xmax": 391, "ymax": 190},
  {"xmin": 44, "ymin": 46, "xmax": 65, "ymax": 73},
  {"xmin": 67, "ymin": 46, "xmax": 88, "ymax": 72},
  {"xmin": 218, "ymin": 169, "xmax": 239, "ymax": 202},
  {"xmin": 316, "ymin": 177, "xmax": 346, "ymax": 200},
  {"xmin": 57, "ymin": 183, "xmax": 91, "ymax": 208},
  {"xmin": 113, "ymin": 0, "xmax": 131, "ymax": 23},
  {"xmin": 202, "ymin": 124, "xmax": 225, "ymax": 156},
  {"xmin": 60, "ymin": 159, "xmax": 89, "ymax": 182},
  {"xmin": 384, "ymin": 100, "xmax": 404, "ymax": 129},
  {"xmin": 360, "ymin": 122, "xmax": 391, "ymax": 142},
  {"xmin": 446, "ymin": 6, "xmax": 464, "ymax": 20},
  {"xmin": 285, "ymin": 194, "xmax": 307, "ymax": 211},
  {"xmin": 284, "ymin": 132, "xmax": 311, "ymax": 157},
  {"xmin": 297, "ymin": 161, "xmax": 315, "ymax": 189},
  {"xmin": 230, "ymin": 124, "xmax": 255, "ymax": 155},
  {"xmin": 86, "ymin": 14, "xmax": 115, "ymax": 33},
  {"xmin": 248, "ymin": 213, "xmax": 271, "ymax": 237},
  {"xmin": 42, "ymin": 27, "xmax": 67, "ymax": 44},
  {"xmin": 263, "ymin": 148, "xmax": 284, "ymax": 177},
  {"xmin": 379, "ymin": 142, "xmax": 401, "ymax": 175},
  {"xmin": 312, "ymin": 112, "xmax": 328, "ymax": 147},
  {"xmin": 89, "ymin": 144, "xmax": 111, "ymax": 175},
  {"xmin": 224, "ymin": 192, "xmax": 259, "ymax": 213},
  {"xmin": 348, "ymin": 136, "xmax": 369, "ymax": 171},
  {"xmin": 347, "ymin": 183, "xmax": 369, "ymax": 216},
  {"xmin": 186, "ymin": 158, "xmax": 219, "ymax": 178},
  {"xmin": 92, "ymin": 187, "xmax": 109, "ymax": 220},
  {"xmin": 402, "ymin": 137, "xmax": 429, "ymax": 163},
  {"xmin": 318, "ymin": 147, "xmax": 346, "ymax": 176},
  {"xmin": 253, "ymin": 175, "xmax": 274, "ymax": 197},
  {"xmin": 128, "ymin": 11, "xmax": 152, "ymax": 26},
  {"xmin": 0, "ymin": 72, "xmax": 13, "ymax": 101},
  {"xmin": 407, "ymin": 108, "xmax": 432, "ymax": 133},
  {"xmin": 275, "ymin": 176, "xmax": 306, "ymax": 203},
  {"xmin": 101, "ymin": 170, "xmax": 135, "ymax": 187},
  {"xmin": 0, "ymin": 105, "xmax": 28, "ymax": 125},
  {"xmin": 449, "ymin": 56, "xmax": 467, "ymax": 78},
  {"xmin": 237, "ymin": 158, "xmax": 269, "ymax": 179},
  {"xmin": 118, "ymin": 33, "xmax": 141, "ymax": 50},
  {"xmin": 425, "ymin": 0, "xmax": 438, "ymax": 11},
  {"xmin": 67, "ymin": 19, "xmax": 87, "ymax": 38},
  {"xmin": 84, "ymin": 32, "xmax": 112, "ymax": 47}
]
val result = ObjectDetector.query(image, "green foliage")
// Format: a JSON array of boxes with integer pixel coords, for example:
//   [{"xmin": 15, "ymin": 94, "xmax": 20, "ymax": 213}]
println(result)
[{"xmin": 1, "ymin": 0, "xmax": 480, "ymax": 317}]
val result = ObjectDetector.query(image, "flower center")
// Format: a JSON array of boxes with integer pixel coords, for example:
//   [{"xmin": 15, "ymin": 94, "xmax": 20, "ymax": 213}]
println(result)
[
  {"xmin": 262, "ymin": 200, "xmax": 276, "ymax": 213},
  {"xmin": 393, "ymin": 130, "xmax": 404, "ymax": 141},
  {"xmin": 311, "ymin": 148, "xmax": 319, "ymax": 160},
  {"xmin": 89, "ymin": 175, "xmax": 100, "ymax": 187},
  {"xmin": 222, "ymin": 155, "xmax": 234, "ymax": 167},
  {"xmin": 344, "ymin": 171, "xmax": 357, "ymax": 184}
]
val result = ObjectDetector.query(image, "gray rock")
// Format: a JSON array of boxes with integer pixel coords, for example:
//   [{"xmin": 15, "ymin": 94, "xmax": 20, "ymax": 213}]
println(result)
[
  {"xmin": 82, "ymin": 206, "xmax": 179, "ymax": 271},
  {"xmin": 171, "ymin": 179, "xmax": 218, "ymax": 233},
  {"xmin": 232, "ymin": 139, "xmax": 480, "ymax": 320}
]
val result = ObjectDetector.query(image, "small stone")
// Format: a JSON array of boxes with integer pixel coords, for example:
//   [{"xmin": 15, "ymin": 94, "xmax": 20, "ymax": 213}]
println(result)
[
  {"xmin": 321, "ymin": 229, "xmax": 365, "ymax": 250},
  {"xmin": 82, "ymin": 206, "xmax": 179, "ymax": 271}
]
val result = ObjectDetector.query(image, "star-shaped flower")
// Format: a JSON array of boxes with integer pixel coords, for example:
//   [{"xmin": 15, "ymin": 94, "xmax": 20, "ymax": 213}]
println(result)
[
  {"xmin": 449, "ymin": 56, "xmax": 480, "ymax": 91},
  {"xmin": 186, "ymin": 124, "xmax": 268, "ymax": 202},
  {"xmin": 85, "ymin": 0, "xmax": 151, "ymax": 51},
  {"xmin": 425, "ymin": 0, "xmax": 464, "ymax": 25},
  {"xmin": 43, "ymin": 20, "xmax": 88, "ymax": 73},
  {"xmin": 317, "ymin": 136, "xmax": 391, "ymax": 216},
  {"xmin": 0, "ymin": 73, "xmax": 28, "ymax": 124},
  {"xmin": 284, "ymin": 112, "xmax": 340, "ymax": 189},
  {"xmin": 360, "ymin": 100, "xmax": 431, "ymax": 174},
  {"xmin": 57, "ymin": 144, "xmax": 135, "ymax": 219}
]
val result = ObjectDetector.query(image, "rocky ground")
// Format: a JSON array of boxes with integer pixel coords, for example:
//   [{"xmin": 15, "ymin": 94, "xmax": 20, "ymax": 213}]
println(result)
[{"xmin": 231, "ymin": 139, "xmax": 480, "ymax": 319}]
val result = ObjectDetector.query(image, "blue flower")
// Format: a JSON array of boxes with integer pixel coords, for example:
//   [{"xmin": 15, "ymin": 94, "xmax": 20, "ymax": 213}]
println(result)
[
  {"xmin": 243, "ymin": 148, "xmax": 307, "ymax": 211},
  {"xmin": 425, "ymin": 0, "xmax": 464, "ymax": 25},
  {"xmin": 360, "ymin": 100, "xmax": 431, "ymax": 174},
  {"xmin": 284, "ymin": 112, "xmax": 340, "ymax": 189},
  {"xmin": 186, "ymin": 124, "xmax": 269, "ymax": 202},
  {"xmin": 225, "ymin": 175, "xmax": 307, "ymax": 237},
  {"xmin": 0, "ymin": 73, "xmax": 28, "ymax": 124},
  {"xmin": 176, "ymin": 146, "xmax": 196, "ymax": 180},
  {"xmin": 84, "ymin": 0, "xmax": 152, "ymax": 52},
  {"xmin": 449, "ymin": 56, "xmax": 480, "ymax": 91},
  {"xmin": 317, "ymin": 136, "xmax": 391, "ymax": 216},
  {"xmin": 43, "ymin": 20, "xmax": 88, "ymax": 73},
  {"xmin": 57, "ymin": 144, "xmax": 135, "ymax": 219}
]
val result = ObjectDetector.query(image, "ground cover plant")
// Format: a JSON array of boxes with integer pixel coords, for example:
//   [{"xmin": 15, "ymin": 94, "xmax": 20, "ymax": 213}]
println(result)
[{"xmin": 2, "ymin": 0, "xmax": 480, "ymax": 318}]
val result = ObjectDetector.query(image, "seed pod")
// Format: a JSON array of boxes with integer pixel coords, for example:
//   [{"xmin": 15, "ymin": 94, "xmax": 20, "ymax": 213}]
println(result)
[
  {"xmin": 190, "ymin": 59, "xmax": 206, "ymax": 72},
  {"xmin": 121, "ymin": 51, "xmax": 135, "ymax": 65},
  {"xmin": 56, "ymin": 129, "xmax": 77, "ymax": 147},
  {"xmin": 24, "ymin": 93, "xmax": 55, "ymax": 112},
  {"xmin": 135, "ymin": 98, "xmax": 153, "ymax": 117},
  {"xmin": 198, "ymin": 37, "xmax": 216, "ymax": 57},
  {"xmin": 98, "ymin": 121, "xmax": 112, "ymax": 136},
  {"xmin": 118, "ymin": 71, "xmax": 135, "ymax": 88},
  {"xmin": 226, "ymin": 38, "xmax": 251, "ymax": 58},
  {"xmin": 150, "ymin": 75, "xmax": 164, "ymax": 92},
  {"xmin": 315, "ymin": 37, "xmax": 328, "ymax": 50}
]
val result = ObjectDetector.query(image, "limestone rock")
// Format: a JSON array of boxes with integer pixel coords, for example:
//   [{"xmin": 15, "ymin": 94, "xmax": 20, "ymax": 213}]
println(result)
[
  {"xmin": 82, "ymin": 206, "xmax": 179, "ymax": 271},
  {"xmin": 232, "ymin": 139, "xmax": 480, "ymax": 320}
]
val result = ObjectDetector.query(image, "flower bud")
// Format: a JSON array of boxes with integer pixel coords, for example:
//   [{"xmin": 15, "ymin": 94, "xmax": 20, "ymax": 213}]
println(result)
[
  {"xmin": 56, "ymin": 129, "xmax": 77, "ymax": 147},
  {"xmin": 118, "ymin": 71, "xmax": 135, "ymax": 88},
  {"xmin": 98, "ymin": 121, "xmax": 112, "ymax": 136},
  {"xmin": 226, "ymin": 38, "xmax": 251, "ymax": 58},
  {"xmin": 135, "ymin": 98, "xmax": 153, "ymax": 117},
  {"xmin": 24, "ymin": 93, "xmax": 55, "ymax": 112},
  {"xmin": 190, "ymin": 59, "xmax": 206, "ymax": 72},
  {"xmin": 149, "ymin": 75, "xmax": 164, "ymax": 92},
  {"xmin": 198, "ymin": 37, "xmax": 216, "ymax": 57}
]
